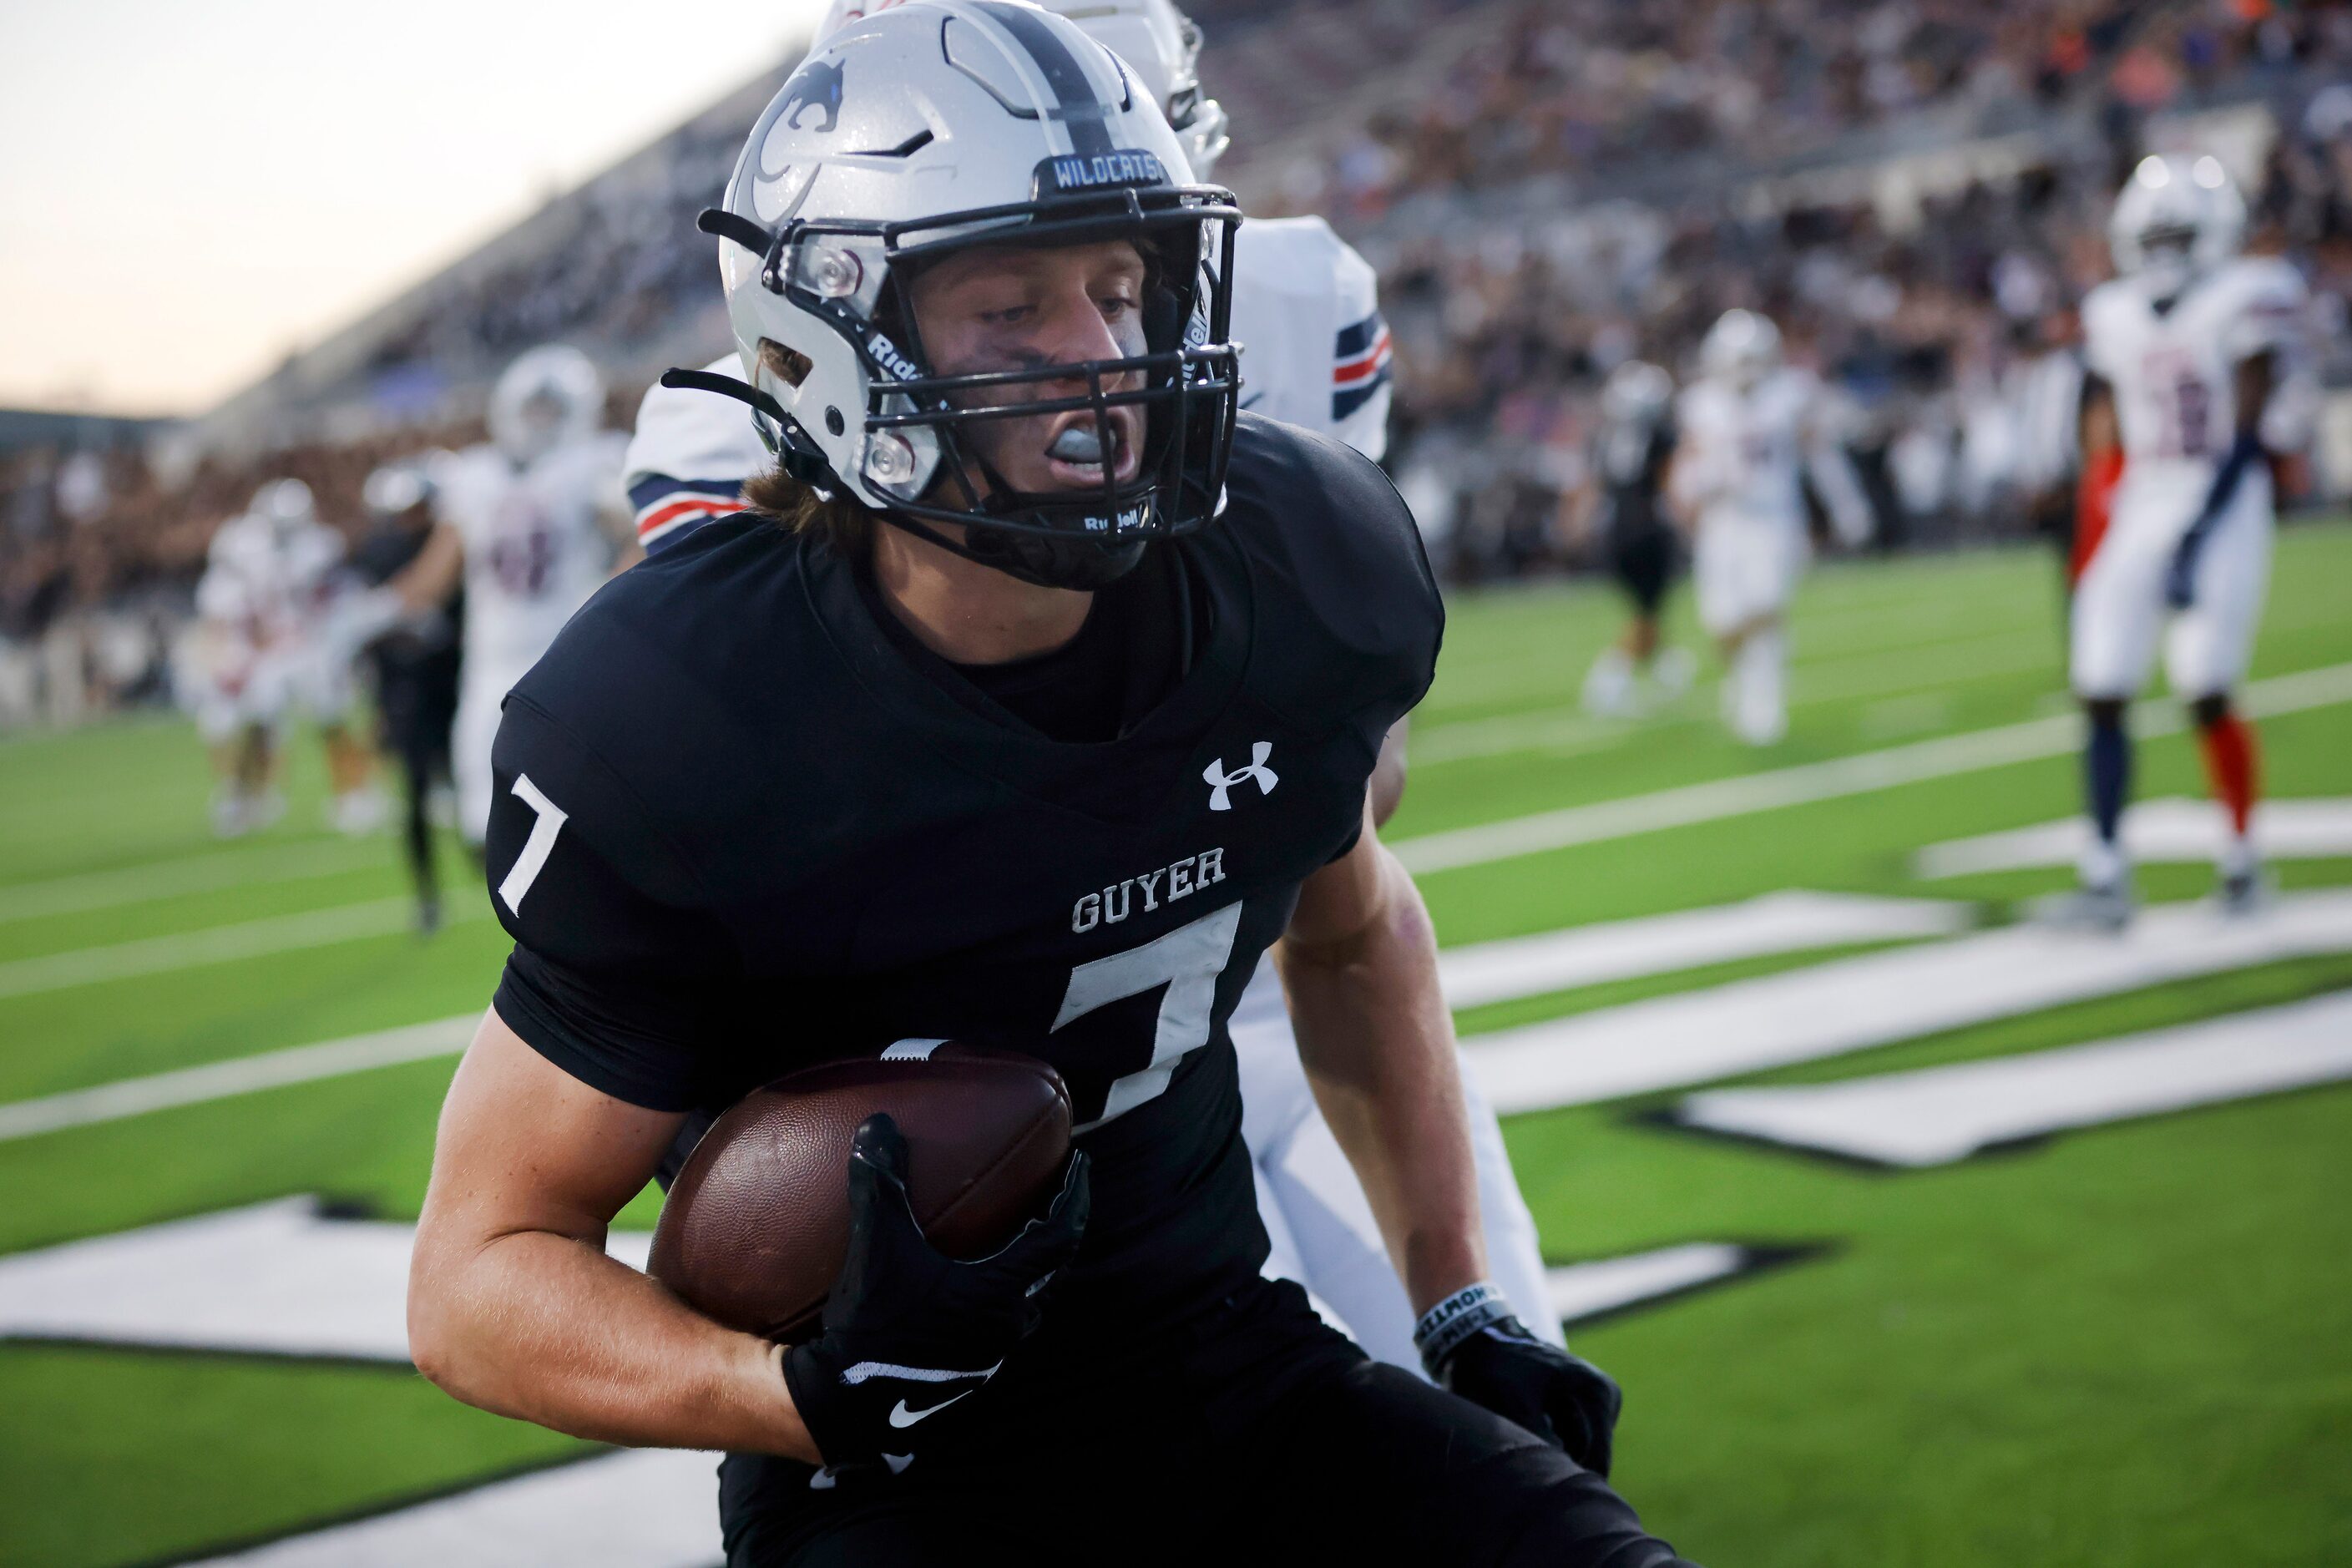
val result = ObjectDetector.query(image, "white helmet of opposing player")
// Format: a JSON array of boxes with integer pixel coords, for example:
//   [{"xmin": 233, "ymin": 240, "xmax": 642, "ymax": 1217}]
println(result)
[
  {"xmin": 810, "ymin": 0, "xmax": 1229, "ymax": 177},
  {"xmin": 701, "ymin": 0, "xmax": 1241, "ymax": 589},
  {"xmin": 488, "ymin": 345, "xmax": 605, "ymax": 464},
  {"xmin": 250, "ymin": 478, "xmax": 316, "ymax": 538},
  {"xmin": 1601, "ymin": 359, "xmax": 1672, "ymax": 424},
  {"xmin": 1698, "ymin": 309, "xmax": 1781, "ymax": 389},
  {"xmin": 2109, "ymin": 153, "xmax": 2244, "ymax": 301}
]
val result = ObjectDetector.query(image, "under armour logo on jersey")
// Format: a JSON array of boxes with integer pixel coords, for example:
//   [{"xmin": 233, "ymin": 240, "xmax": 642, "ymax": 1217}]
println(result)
[{"xmin": 1203, "ymin": 742, "xmax": 1277, "ymax": 812}]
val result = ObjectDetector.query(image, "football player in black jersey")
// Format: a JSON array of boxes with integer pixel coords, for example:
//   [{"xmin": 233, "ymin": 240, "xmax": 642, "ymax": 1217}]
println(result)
[
  {"xmin": 407, "ymin": 7, "xmax": 1694, "ymax": 1564},
  {"xmin": 1579, "ymin": 359, "xmax": 1694, "ymax": 718}
]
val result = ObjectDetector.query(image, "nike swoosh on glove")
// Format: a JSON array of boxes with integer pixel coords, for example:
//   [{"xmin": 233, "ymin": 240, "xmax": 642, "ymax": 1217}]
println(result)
[
  {"xmin": 1431, "ymin": 1318, "xmax": 1625, "ymax": 1477},
  {"xmin": 782, "ymin": 1113, "xmax": 1088, "ymax": 1467}
]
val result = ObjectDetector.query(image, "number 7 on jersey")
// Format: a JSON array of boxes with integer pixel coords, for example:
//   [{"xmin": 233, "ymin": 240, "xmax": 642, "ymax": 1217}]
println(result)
[{"xmin": 498, "ymin": 774, "xmax": 569, "ymax": 914}]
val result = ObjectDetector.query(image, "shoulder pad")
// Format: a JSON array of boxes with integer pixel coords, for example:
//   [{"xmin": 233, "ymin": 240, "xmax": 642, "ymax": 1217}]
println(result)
[
  {"xmin": 625, "ymin": 359, "xmax": 766, "ymax": 551},
  {"xmin": 1219, "ymin": 414, "xmax": 1440, "ymax": 740}
]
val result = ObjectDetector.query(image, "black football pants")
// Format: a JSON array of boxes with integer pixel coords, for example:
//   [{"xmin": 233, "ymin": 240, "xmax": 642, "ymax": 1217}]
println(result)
[{"xmin": 719, "ymin": 1277, "xmax": 1697, "ymax": 1567}]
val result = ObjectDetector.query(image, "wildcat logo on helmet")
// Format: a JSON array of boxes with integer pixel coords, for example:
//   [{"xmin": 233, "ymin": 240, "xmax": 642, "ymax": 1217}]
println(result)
[
  {"xmin": 1034, "ymin": 150, "xmax": 1169, "ymax": 196},
  {"xmin": 776, "ymin": 58, "xmax": 846, "ymax": 134}
]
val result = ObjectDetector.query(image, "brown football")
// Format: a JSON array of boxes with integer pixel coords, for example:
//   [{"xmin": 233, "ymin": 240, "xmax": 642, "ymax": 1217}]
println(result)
[{"xmin": 648, "ymin": 1043, "xmax": 1073, "ymax": 1344}]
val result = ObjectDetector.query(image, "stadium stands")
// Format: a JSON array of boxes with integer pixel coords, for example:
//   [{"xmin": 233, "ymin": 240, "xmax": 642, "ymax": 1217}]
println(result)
[{"xmin": 4, "ymin": 0, "xmax": 2351, "ymax": 722}]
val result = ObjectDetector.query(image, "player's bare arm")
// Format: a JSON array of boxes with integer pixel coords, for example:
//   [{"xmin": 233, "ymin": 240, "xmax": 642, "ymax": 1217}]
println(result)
[
  {"xmin": 389, "ymin": 521, "xmax": 464, "ymax": 617},
  {"xmin": 1277, "ymin": 802, "xmax": 1482, "ymax": 1313},
  {"xmin": 408, "ymin": 1008, "xmax": 821, "ymax": 1462},
  {"xmin": 1279, "ymin": 801, "xmax": 1627, "ymax": 1468}
]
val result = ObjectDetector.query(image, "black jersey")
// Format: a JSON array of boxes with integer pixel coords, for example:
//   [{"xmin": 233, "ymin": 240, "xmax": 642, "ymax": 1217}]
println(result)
[
  {"xmin": 483, "ymin": 413, "xmax": 1441, "ymax": 1356},
  {"xmin": 1597, "ymin": 405, "xmax": 1677, "ymax": 545}
]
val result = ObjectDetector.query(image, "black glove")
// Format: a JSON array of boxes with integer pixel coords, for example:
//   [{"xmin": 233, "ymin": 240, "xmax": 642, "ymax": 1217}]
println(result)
[
  {"xmin": 782, "ymin": 1113, "xmax": 1089, "ymax": 1466},
  {"xmin": 1417, "ymin": 1282, "xmax": 1623, "ymax": 1476}
]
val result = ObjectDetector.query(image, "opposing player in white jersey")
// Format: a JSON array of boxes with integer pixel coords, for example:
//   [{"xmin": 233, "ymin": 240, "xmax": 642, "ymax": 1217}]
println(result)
[
  {"xmin": 184, "ymin": 478, "xmax": 387, "ymax": 837},
  {"xmin": 396, "ymin": 346, "xmax": 634, "ymax": 849},
  {"xmin": 2053, "ymin": 154, "xmax": 2312, "ymax": 927},
  {"xmin": 627, "ymin": 0, "xmax": 1556, "ymax": 1377},
  {"xmin": 1670, "ymin": 310, "xmax": 1869, "ymax": 746}
]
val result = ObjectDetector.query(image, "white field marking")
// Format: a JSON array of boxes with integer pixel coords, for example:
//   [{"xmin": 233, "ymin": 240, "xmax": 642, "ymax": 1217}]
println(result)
[
  {"xmin": 1545, "ymin": 1243, "xmax": 1753, "ymax": 1325},
  {"xmin": 0, "ymin": 893, "xmax": 1957, "ymax": 1145},
  {"xmin": 0, "ymin": 1196, "xmax": 652, "ymax": 1362},
  {"xmin": 1914, "ymin": 797, "xmax": 2352, "ymax": 879},
  {"xmin": 1437, "ymin": 890, "xmax": 1970, "ymax": 1009},
  {"xmin": 1461, "ymin": 888, "xmax": 2352, "ymax": 1115},
  {"xmin": 1417, "ymin": 624, "xmax": 2046, "ymax": 758},
  {"xmin": 1676, "ymin": 990, "xmax": 2352, "ymax": 1166},
  {"xmin": 180, "ymin": 1447, "xmax": 721, "ymax": 1568},
  {"xmin": 0, "ymin": 1014, "xmax": 479, "ymax": 1144},
  {"xmin": 0, "ymin": 896, "xmax": 486, "ymax": 1004},
  {"xmin": 1394, "ymin": 660, "xmax": 2352, "ymax": 875},
  {"xmin": 0, "ymin": 838, "xmax": 383, "ymax": 926}
]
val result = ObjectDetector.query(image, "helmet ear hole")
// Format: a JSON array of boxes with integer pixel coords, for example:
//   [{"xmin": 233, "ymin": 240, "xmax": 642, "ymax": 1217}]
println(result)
[{"xmin": 826, "ymin": 407, "xmax": 846, "ymax": 437}]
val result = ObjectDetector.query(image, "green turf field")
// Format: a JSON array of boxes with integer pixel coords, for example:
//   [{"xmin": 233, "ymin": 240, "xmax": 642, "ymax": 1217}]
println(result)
[{"xmin": 3, "ymin": 523, "xmax": 2349, "ymax": 1565}]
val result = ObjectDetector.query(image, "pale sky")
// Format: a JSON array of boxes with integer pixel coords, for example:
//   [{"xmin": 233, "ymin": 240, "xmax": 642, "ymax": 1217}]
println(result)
[{"xmin": 0, "ymin": 0, "xmax": 830, "ymax": 417}]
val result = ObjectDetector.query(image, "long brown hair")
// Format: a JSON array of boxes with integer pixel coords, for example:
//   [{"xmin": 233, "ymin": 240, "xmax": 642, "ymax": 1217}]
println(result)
[{"xmin": 744, "ymin": 463, "xmax": 873, "ymax": 551}]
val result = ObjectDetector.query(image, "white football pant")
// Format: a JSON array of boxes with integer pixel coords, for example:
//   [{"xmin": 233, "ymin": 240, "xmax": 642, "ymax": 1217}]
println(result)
[
  {"xmin": 1231, "ymin": 957, "xmax": 1563, "ymax": 1371},
  {"xmin": 2071, "ymin": 469, "xmax": 2273, "ymax": 701}
]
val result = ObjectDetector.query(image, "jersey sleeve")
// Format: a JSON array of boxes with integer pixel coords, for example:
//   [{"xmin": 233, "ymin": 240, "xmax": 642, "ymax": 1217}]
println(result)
[
  {"xmin": 484, "ymin": 685, "xmax": 741, "ymax": 1111},
  {"xmin": 1327, "ymin": 233, "xmax": 1392, "ymax": 461},
  {"xmin": 2079, "ymin": 281, "xmax": 2131, "ymax": 383},
  {"xmin": 2221, "ymin": 257, "xmax": 2309, "ymax": 363},
  {"xmin": 1224, "ymin": 416, "xmax": 1442, "ymax": 747},
  {"xmin": 623, "ymin": 362, "xmax": 766, "ymax": 554}
]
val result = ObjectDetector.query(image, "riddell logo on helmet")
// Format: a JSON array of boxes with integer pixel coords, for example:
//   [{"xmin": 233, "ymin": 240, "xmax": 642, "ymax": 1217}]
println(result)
[{"xmin": 863, "ymin": 330, "xmax": 922, "ymax": 383}]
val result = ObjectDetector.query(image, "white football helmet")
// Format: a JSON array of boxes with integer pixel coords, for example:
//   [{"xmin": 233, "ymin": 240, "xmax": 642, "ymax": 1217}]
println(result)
[
  {"xmin": 2109, "ymin": 153, "xmax": 2244, "ymax": 301},
  {"xmin": 812, "ymin": 0, "xmax": 1229, "ymax": 177},
  {"xmin": 702, "ymin": 0, "xmax": 1240, "ymax": 588},
  {"xmin": 1600, "ymin": 359, "xmax": 1672, "ymax": 425},
  {"xmin": 488, "ymin": 345, "xmax": 605, "ymax": 463},
  {"xmin": 362, "ymin": 463, "xmax": 434, "ymax": 518},
  {"xmin": 250, "ymin": 477, "xmax": 316, "ymax": 538},
  {"xmin": 1698, "ymin": 309, "xmax": 1782, "ymax": 388}
]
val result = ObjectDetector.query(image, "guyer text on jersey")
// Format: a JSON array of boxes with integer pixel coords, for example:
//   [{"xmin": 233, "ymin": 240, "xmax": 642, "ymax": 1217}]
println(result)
[{"xmin": 1072, "ymin": 847, "xmax": 1227, "ymax": 933}]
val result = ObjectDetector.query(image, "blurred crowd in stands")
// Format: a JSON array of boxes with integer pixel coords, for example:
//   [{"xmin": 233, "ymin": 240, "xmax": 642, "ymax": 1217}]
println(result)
[
  {"xmin": 5, "ymin": 0, "xmax": 2352, "ymax": 722},
  {"xmin": 1278, "ymin": 1, "xmax": 2334, "ymax": 220}
]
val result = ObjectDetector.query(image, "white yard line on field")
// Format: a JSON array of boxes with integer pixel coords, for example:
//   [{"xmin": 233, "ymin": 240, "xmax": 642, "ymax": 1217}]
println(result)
[
  {"xmin": 1412, "ymin": 635, "xmax": 2061, "ymax": 766},
  {"xmin": 1393, "ymin": 661, "xmax": 2352, "ymax": 875},
  {"xmin": 0, "ymin": 1015, "xmax": 479, "ymax": 1143},
  {"xmin": 1674, "ymin": 990, "xmax": 2352, "ymax": 1166},
  {"xmin": 1461, "ymin": 888, "xmax": 2352, "ymax": 1116},
  {"xmin": 180, "ymin": 1448, "xmax": 724, "ymax": 1568},
  {"xmin": 1437, "ymin": 890, "xmax": 1969, "ymax": 1009},
  {"xmin": 0, "ymin": 897, "xmax": 485, "ymax": 1004},
  {"xmin": 1914, "ymin": 797, "xmax": 2352, "ymax": 878},
  {"xmin": 0, "ymin": 838, "xmax": 385, "ymax": 926},
  {"xmin": 0, "ymin": 891, "xmax": 1955, "ymax": 1142}
]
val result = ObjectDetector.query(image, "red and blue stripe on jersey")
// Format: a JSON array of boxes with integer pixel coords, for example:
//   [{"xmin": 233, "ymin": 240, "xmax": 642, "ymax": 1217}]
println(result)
[
  {"xmin": 632, "ymin": 475, "xmax": 751, "ymax": 553},
  {"xmin": 1333, "ymin": 311, "xmax": 1392, "ymax": 423}
]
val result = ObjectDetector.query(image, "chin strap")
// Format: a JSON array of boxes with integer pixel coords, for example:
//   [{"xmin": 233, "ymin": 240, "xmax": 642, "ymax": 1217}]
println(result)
[
  {"xmin": 875, "ymin": 509, "xmax": 1146, "ymax": 592},
  {"xmin": 657, "ymin": 367, "xmax": 837, "ymax": 487}
]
